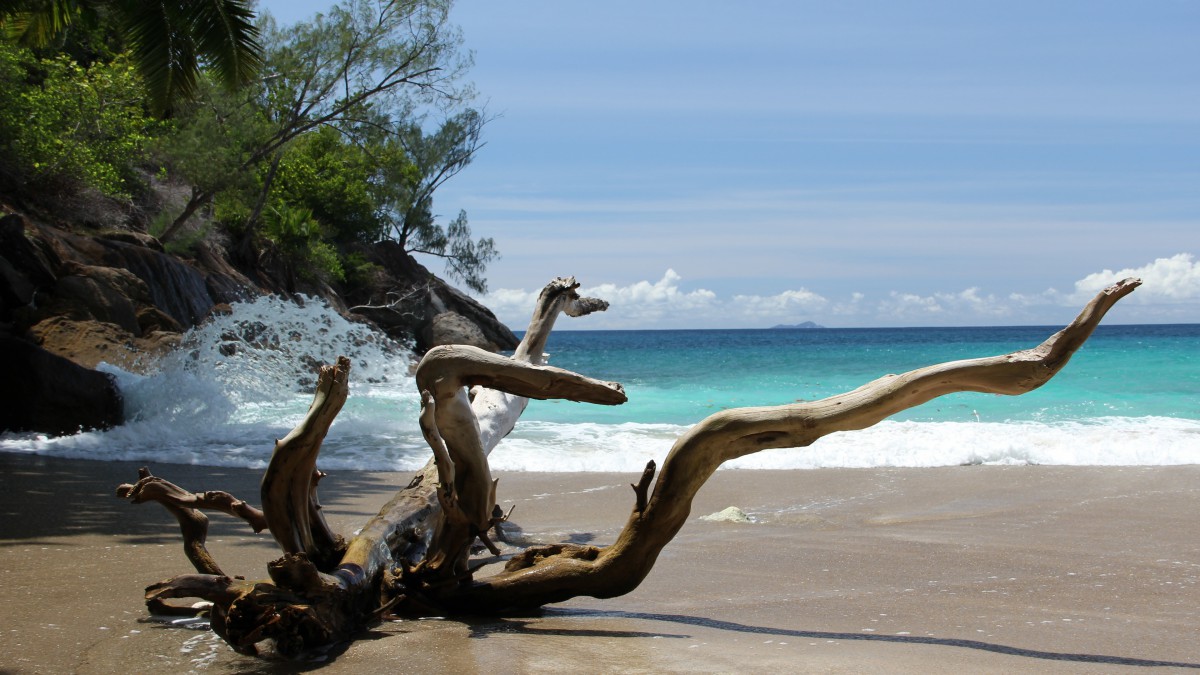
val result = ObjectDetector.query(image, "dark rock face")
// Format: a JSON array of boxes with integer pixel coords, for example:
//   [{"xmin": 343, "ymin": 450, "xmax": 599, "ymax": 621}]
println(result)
[
  {"xmin": 349, "ymin": 241, "xmax": 518, "ymax": 354},
  {"xmin": 28, "ymin": 316, "xmax": 180, "ymax": 370},
  {"xmin": 0, "ymin": 214, "xmax": 199, "ymax": 434},
  {"xmin": 96, "ymin": 239, "xmax": 215, "ymax": 329},
  {"xmin": 0, "ymin": 214, "xmax": 60, "ymax": 324},
  {"xmin": 48, "ymin": 266, "xmax": 145, "ymax": 335},
  {"xmin": 428, "ymin": 311, "xmax": 492, "ymax": 350},
  {"xmin": 0, "ymin": 206, "xmax": 518, "ymax": 436},
  {"xmin": 0, "ymin": 336, "xmax": 123, "ymax": 435}
]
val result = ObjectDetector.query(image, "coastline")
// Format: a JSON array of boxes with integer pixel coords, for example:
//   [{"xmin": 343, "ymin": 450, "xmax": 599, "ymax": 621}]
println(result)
[{"xmin": 2, "ymin": 453, "xmax": 1197, "ymax": 673}]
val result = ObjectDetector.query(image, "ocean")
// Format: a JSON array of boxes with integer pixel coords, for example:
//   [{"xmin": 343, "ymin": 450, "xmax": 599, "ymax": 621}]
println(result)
[{"xmin": 3, "ymin": 296, "xmax": 1198, "ymax": 471}]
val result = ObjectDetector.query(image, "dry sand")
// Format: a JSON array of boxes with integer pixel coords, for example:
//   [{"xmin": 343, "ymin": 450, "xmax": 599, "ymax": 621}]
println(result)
[{"xmin": 1, "ymin": 453, "xmax": 1197, "ymax": 673}]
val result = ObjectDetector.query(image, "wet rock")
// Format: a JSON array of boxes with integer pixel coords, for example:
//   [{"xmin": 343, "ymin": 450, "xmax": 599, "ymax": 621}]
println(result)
[
  {"xmin": 96, "ymin": 239, "xmax": 214, "ymax": 328},
  {"xmin": 0, "ymin": 214, "xmax": 60, "ymax": 290},
  {"xmin": 45, "ymin": 264, "xmax": 147, "ymax": 335},
  {"xmin": 0, "ymin": 336, "xmax": 123, "ymax": 435},
  {"xmin": 137, "ymin": 305, "xmax": 183, "ymax": 334},
  {"xmin": 29, "ymin": 316, "xmax": 179, "ymax": 371},
  {"xmin": 98, "ymin": 230, "xmax": 164, "ymax": 252}
]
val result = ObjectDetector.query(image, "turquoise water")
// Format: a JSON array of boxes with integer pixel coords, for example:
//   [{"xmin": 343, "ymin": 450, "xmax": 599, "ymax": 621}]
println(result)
[
  {"xmin": 2, "ymin": 296, "xmax": 1197, "ymax": 471},
  {"xmin": 522, "ymin": 325, "xmax": 1200, "ymax": 425}
]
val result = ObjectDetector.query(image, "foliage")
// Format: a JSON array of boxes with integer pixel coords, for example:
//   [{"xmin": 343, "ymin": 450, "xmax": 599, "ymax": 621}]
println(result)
[
  {"xmin": 0, "ymin": 0, "xmax": 497, "ymax": 294},
  {"xmin": 0, "ymin": 41, "xmax": 155, "ymax": 197},
  {"xmin": 262, "ymin": 203, "xmax": 344, "ymax": 283},
  {"xmin": 272, "ymin": 126, "xmax": 383, "ymax": 245},
  {"xmin": 151, "ymin": 75, "xmax": 270, "ymax": 201},
  {"xmin": 155, "ymin": 0, "xmax": 495, "ymax": 291},
  {"xmin": 0, "ymin": 0, "xmax": 263, "ymax": 114},
  {"xmin": 441, "ymin": 210, "xmax": 496, "ymax": 293},
  {"xmin": 148, "ymin": 207, "xmax": 210, "ymax": 255},
  {"xmin": 376, "ymin": 108, "xmax": 494, "ymax": 292}
]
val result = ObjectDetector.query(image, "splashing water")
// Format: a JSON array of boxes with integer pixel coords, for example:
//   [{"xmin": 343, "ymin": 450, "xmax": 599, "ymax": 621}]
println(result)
[
  {"xmin": 2, "ymin": 296, "xmax": 428, "ymax": 469},
  {"xmin": 2, "ymin": 304, "xmax": 1198, "ymax": 471}
]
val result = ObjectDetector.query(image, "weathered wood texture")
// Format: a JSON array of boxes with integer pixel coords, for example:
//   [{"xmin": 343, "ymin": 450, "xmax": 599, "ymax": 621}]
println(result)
[
  {"xmin": 444, "ymin": 277, "xmax": 1141, "ymax": 611},
  {"xmin": 116, "ymin": 276, "xmax": 1140, "ymax": 657}
]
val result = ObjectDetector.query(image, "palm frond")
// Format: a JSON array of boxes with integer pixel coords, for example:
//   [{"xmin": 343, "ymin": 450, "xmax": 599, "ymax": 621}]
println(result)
[
  {"xmin": 188, "ymin": 0, "xmax": 262, "ymax": 88},
  {"xmin": 0, "ymin": 0, "xmax": 79, "ymax": 47},
  {"xmin": 120, "ymin": 0, "xmax": 198, "ymax": 113}
]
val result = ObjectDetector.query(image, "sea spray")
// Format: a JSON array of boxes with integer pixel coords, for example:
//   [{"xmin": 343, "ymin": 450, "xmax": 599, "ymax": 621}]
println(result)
[
  {"xmin": 2, "ymin": 319, "xmax": 1198, "ymax": 470},
  {"xmin": 114, "ymin": 294, "xmax": 415, "ymax": 427},
  {"xmin": 1, "ymin": 295, "xmax": 426, "ymax": 468}
]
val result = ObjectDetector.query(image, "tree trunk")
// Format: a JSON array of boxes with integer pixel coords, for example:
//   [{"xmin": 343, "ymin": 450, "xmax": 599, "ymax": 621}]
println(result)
[
  {"xmin": 118, "ymin": 276, "xmax": 1141, "ymax": 657},
  {"xmin": 158, "ymin": 187, "xmax": 213, "ymax": 244}
]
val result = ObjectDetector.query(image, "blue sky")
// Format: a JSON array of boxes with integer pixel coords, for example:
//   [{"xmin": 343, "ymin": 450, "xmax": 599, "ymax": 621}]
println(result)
[{"xmin": 258, "ymin": 0, "xmax": 1198, "ymax": 329}]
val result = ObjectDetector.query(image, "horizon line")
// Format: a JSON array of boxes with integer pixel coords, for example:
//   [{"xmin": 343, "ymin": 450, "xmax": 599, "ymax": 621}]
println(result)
[{"xmin": 512, "ymin": 321, "xmax": 1199, "ymax": 333}]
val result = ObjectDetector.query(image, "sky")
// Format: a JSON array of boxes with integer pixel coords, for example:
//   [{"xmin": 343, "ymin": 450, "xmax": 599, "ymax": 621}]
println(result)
[{"xmin": 256, "ymin": 0, "xmax": 1198, "ymax": 329}]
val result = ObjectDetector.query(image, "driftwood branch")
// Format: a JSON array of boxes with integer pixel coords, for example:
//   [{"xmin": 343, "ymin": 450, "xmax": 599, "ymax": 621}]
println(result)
[
  {"xmin": 115, "ymin": 275, "xmax": 1141, "ymax": 657},
  {"xmin": 259, "ymin": 356, "xmax": 351, "ymax": 571},
  {"xmin": 122, "ymin": 277, "xmax": 618, "ymax": 653},
  {"xmin": 116, "ymin": 467, "xmax": 268, "ymax": 578},
  {"xmin": 445, "ymin": 278, "xmax": 1142, "ymax": 610}
]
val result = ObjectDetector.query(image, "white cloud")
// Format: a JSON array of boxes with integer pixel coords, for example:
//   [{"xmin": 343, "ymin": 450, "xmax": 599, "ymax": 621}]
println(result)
[
  {"xmin": 576, "ymin": 269, "xmax": 719, "ymax": 327},
  {"xmin": 732, "ymin": 288, "xmax": 828, "ymax": 319},
  {"xmin": 1070, "ymin": 253, "xmax": 1200, "ymax": 303},
  {"xmin": 481, "ymin": 270, "xmax": 825, "ymax": 329},
  {"xmin": 476, "ymin": 287, "xmax": 542, "ymax": 330},
  {"xmin": 478, "ymin": 256, "xmax": 1198, "ymax": 329},
  {"xmin": 880, "ymin": 291, "xmax": 944, "ymax": 318}
]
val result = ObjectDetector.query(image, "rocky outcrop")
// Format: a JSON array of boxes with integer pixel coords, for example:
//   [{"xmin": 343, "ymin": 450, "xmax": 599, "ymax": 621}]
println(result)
[
  {"xmin": 28, "ymin": 316, "xmax": 180, "ymax": 371},
  {"xmin": 94, "ymin": 237, "xmax": 216, "ymax": 328},
  {"xmin": 0, "ymin": 213, "xmax": 206, "ymax": 434},
  {"xmin": 346, "ymin": 240, "xmax": 518, "ymax": 353},
  {"xmin": 0, "ymin": 336, "xmax": 123, "ymax": 434},
  {"xmin": 0, "ymin": 214, "xmax": 214, "ymax": 367},
  {"xmin": 0, "ymin": 206, "xmax": 518, "ymax": 435}
]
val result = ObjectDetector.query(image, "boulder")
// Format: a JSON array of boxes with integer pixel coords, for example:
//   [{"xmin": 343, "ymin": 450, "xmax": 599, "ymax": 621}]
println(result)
[
  {"xmin": 0, "ymin": 214, "xmax": 60, "ymax": 323},
  {"xmin": 0, "ymin": 336, "xmax": 123, "ymax": 435},
  {"xmin": 427, "ymin": 311, "xmax": 495, "ymax": 350},
  {"xmin": 44, "ymin": 264, "xmax": 146, "ymax": 335},
  {"xmin": 348, "ymin": 241, "xmax": 518, "ymax": 354},
  {"xmin": 29, "ymin": 316, "xmax": 179, "ymax": 371},
  {"xmin": 96, "ymin": 239, "xmax": 214, "ymax": 328}
]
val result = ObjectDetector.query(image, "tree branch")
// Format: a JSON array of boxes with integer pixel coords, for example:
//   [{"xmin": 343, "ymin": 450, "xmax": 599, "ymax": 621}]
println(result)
[
  {"xmin": 116, "ymin": 466, "xmax": 269, "ymax": 577},
  {"xmin": 259, "ymin": 356, "xmax": 352, "ymax": 570},
  {"xmin": 445, "ymin": 278, "xmax": 1142, "ymax": 611}
]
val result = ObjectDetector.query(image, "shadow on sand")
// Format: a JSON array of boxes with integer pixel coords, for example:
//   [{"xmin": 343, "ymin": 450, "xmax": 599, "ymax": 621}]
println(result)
[{"xmin": 467, "ymin": 608, "xmax": 1200, "ymax": 670}]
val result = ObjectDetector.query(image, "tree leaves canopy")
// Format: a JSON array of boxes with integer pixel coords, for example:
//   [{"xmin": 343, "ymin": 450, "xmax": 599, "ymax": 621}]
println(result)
[{"xmin": 0, "ymin": 0, "xmax": 263, "ymax": 113}]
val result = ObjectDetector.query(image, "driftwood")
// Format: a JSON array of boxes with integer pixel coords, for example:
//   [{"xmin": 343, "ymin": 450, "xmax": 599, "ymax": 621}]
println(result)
[{"xmin": 117, "ymin": 275, "xmax": 1141, "ymax": 656}]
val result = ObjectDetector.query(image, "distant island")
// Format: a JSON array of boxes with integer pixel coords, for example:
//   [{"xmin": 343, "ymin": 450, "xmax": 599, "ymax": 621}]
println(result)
[{"xmin": 769, "ymin": 321, "xmax": 826, "ymax": 329}]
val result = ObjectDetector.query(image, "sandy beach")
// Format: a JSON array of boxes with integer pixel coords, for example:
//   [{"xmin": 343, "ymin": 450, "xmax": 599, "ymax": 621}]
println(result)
[{"xmin": 1, "ymin": 453, "xmax": 1197, "ymax": 673}]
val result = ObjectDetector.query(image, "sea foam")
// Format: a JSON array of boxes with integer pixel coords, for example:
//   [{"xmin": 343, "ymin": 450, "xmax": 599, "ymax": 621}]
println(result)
[{"xmin": 2, "ymin": 298, "xmax": 1197, "ymax": 471}]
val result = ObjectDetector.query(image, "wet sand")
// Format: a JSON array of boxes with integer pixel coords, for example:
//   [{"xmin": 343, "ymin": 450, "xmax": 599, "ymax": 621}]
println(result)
[{"xmin": 1, "ymin": 453, "xmax": 1197, "ymax": 673}]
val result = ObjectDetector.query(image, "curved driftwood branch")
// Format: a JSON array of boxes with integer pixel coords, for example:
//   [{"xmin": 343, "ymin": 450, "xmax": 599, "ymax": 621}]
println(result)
[
  {"xmin": 259, "ymin": 356, "xmax": 351, "ymax": 570},
  {"xmin": 133, "ymin": 277, "xmax": 619, "ymax": 654},
  {"xmin": 447, "ymin": 278, "xmax": 1142, "ymax": 610},
  {"xmin": 118, "ymin": 275, "xmax": 1140, "ymax": 658},
  {"xmin": 361, "ymin": 277, "xmax": 623, "ymax": 581},
  {"xmin": 116, "ymin": 467, "xmax": 268, "ymax": 579}
]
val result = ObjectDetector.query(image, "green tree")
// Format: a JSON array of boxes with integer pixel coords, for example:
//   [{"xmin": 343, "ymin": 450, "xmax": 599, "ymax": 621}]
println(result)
[
  {"xmin": 378, "ymin": 109, "xmax": 495, "ymax": 292},
  {"xmin": 149, "ymin": 72, "xmax": 273, "ymax": 241},
  {"xmin": 272, "ymin": 125, "xmax": 382, "ymax": 245},
  {"xmin": 157, "ymin": 0, "xmax": 472, "ymax": 243},
  {"xmin": 155, "ymin": 0, "xmax": 495, "ymax": 290},
  {"xmin": 0, "ymin": 41, "xmax": 154, "ymax": 197},
  {"xmin": 261, "ymin": 202, "xmax": 344, "ymax": 285},
  {"xmin": 0, "ymin": 0, "xmax": 263, "ymax": 113}
]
